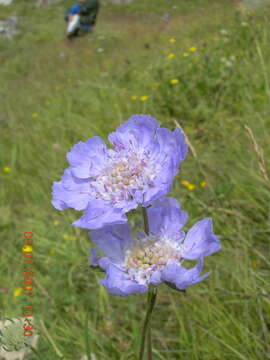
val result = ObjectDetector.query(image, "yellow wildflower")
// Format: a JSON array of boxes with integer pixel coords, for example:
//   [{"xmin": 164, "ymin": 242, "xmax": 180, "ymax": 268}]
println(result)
[
  {"xmin": 251, "ymin": 259, "xmax": 261, "ymax": 268},
  {"xmin": 167, "ymin": 53, "xmax": 176, "ymax": 59},
  {"xmin": 181, "ymin": 180, "xmax": 190, "ymax": 187},
  {"xmin": 63, "ymin": 234, "xmax": 76, "ymax": 240},
  {"xmin": 52, "ymin": 219, "xmax": 60, "ymax": 226},
  {"xmin": 3, "ymin": 166, "xmax": 11, "ymax": 173},
  {"xmin": 131, "ymin": 96, "xmax": 137, "ymax": 100},
  {"xmin": 169, "ymin": 38, "xmax": 176, "ymax": 43},
  {"xmin": 22, "ymin": 245, "xmax": 32, "ymax": 252},
  {"xmin": 13, "ymin": 288, "xmax": 22, "ymax": 297},
  {"xmin": 182, "ymin": 52, "xmax": 189, "ymax": 57},
  {"xmin": 140, "ymin": 96, "xmax": 149, "ymax": 101},
  {"xmin": 189, "ymin": 46, "xmax": 197, "ymax": 52},
  {"xmin": 32, "ymin": 112, "xmax": 38, "ymax": 118},
  {"xmin": 200, "ymin": 181, "xmax": 207, "ymax": 187},
  {"xmin": 170, "ymin": 79, "xmax": 179, "ymax": 85},
  {"xmin": 187, "ymin": 183, "xmax": 196, "ymax": 190}
]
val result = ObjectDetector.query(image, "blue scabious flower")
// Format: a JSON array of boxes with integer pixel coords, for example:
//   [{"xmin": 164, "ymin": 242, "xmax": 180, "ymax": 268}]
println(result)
[
  {"xmin": 52, "ymin": 115, "xmax": 188, "ymax": 230},
  {"xmin": 89, "ymin": 198, "xmax": 221, "ymax": 296}
]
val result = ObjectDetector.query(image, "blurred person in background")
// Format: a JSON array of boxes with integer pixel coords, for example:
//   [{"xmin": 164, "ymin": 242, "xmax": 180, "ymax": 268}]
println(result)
[{"xmin": 65, "ymin": 0, "xmax": 100, "ymax": 38}]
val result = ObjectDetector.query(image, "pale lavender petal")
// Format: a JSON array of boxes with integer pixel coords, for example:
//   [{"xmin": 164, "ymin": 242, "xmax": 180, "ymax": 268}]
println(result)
[
  {"xmin": 90, "ymin": 223, "xmax": 132, "ymax": 264},
  {"xmin": 173, "ymin": 128, "xmax": 189, "ymax": 168},
  {"xmin": 73, "ymin": 200, "xmax": 127, "ymax": 230},
  {"xmin": 142, "ymin": 186, "xmax": 169, "ymax": 207},
  {"xmin": 147, "ymin": 197, "xmax": 188, "ymax": 237},
  {"xmin": 51, "ymin": 168, "xmax": 90, "ymax": 211},
  {"xmin": 89, "ymin": 250, "xmax": 112, "ymax": 271},
  {"xmin": 108, "ymin": 114, "xmax": 159, "ymax": 151},
  {"xmin": 156, "ymin": 127, "xmax": 188, "ymax": 175},
  {"xmin": 89, "ymin": 248, "xmax": 100, "ymax": 267},
  {"xmin": 150, "ymin": 269, "xmax": 163, "ymax": 285},
  {"xmin": 117, "ymin": 198, "xmax": 138, "ymax": 214},
  {"xmin": 162, "ymin": 258, "xmax": 209, "ymax": 290},
  {"xmin": 100, "ymin": 263, "xmax": 148, "ymax": 297},
  {"xmin": 67, "ymin": 136, "xmax": 108, "ymax": 179},
  {"xmin": 142, "ymin": 128, "xmax": 188, "ymax": 206},
  {"xmin": 141, "ymin": 157, "xmax": 172, "ymax": 204},
  {"xmin": 182, "ymin": 218, "xmax": 221, "ymax": 260},
  {"xmin": 98, "ymin": 257, "xmax": 112, "ymax": 271}
]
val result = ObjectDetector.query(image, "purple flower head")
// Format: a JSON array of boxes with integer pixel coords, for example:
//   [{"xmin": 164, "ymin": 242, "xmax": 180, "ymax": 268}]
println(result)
[
  {"xmin": 52, "ymin": 115, "xmax": 188, "ymax": 230},
  {"xmin": 89, "ymin": 198, "xmax": 221, "ymax": 297}
]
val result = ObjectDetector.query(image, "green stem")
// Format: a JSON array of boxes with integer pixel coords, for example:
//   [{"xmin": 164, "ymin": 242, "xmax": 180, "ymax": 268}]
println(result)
[
  {"xmin": 85, "ymin": 309, "xmax": 91, "ymax": 360},
  {"xmin": 138, "ymin": 207, "xmax": 157, "ymax": 360},
  {"xmin": 146, "ymin": 303, "xmax": 153, "ymax": 360},
  {"xmin": 138, "ymin": 288, "xmax": 157, "ymax": 360},
  {"xmin": 142, "ymin": 207, "xmax": 150, "ymax": 235}
]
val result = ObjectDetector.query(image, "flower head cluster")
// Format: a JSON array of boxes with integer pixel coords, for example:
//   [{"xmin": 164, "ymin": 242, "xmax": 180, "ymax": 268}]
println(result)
[
  {"xmin": 89, "ymin": 198, "xmax": 220, "ymax": 296},
  {"xmin": 52, "ymin": 115, "xmax": 188, "ymax": 229},
  {"xmin": 52, "ymin": 114, "xmax": 220, "ymax": 296}
]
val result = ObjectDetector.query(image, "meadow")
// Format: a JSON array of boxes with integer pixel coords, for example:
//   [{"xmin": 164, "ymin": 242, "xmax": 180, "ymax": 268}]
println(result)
[{"xmin": 0, "ymin": 0, "xmax": 270, "ymax": 359}]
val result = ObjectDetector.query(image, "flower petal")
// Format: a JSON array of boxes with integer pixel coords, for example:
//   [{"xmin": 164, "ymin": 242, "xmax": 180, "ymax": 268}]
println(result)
[
  {"xmin": 100, "ymin": 263, "xmax": 148, "ymax": 297},
  {"xmin": 89, "ymin": 248, "xmax": 100, "ymax": 267},
  {"xmin": 142, "ymin": 127, "xmax": 188, "ymax": 206},
  {"xmin": 89, "ymin": 249, "xmax": 112, "ymax": 271},
  {"xmin": 162, "ymin": 258, "xmax": 209, "ymax": 290},
  {"xmin": 90, "ymin": 223, "xmax": 132, "ymax": 264},
  {"xmin": 73, "ymin": 200, "xmax": 127, "ymax": 230},
  {"xmin": 67, "ymin": 136, "xmax": 108, "ymax": 179},
  {"xmin": 155, "ymin": 127, "xmax": 188, "ymax": 175},
  {"xmin": 108, "ymin": 114, "xmax": 159, "ymax": 151},
  {"xmin": 51, "ymin": 168, "xmax": 90, "ymax": 211},
  {"xmin": 142, "ymin": 159, "xmax": 174, "ymax": 207},
  {"xmin": 147, "ymin": 197, "xmax": 188, "ymax": 237},
  {"xmin": 182, "ymin": 218, "xmax": 221, "ymax": 260},
  {"xmin": 150, "ymin": 269, "xmax": 163, "ymax": 285}
]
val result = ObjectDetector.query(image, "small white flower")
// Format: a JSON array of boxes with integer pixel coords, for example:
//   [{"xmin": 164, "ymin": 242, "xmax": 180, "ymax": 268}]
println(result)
[
  {"xmin": 220, "ymin": 29, "xmax": 228, "ymax": 35},
  {"xmin": 224, "ymin": 60, "xmax": 233, "ymax": 67}
]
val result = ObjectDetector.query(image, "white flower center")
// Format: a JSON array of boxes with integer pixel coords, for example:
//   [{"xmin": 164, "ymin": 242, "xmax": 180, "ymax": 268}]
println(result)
[
  {"xmin": 93, "ymin": 151, "xmax": 158, "ymax": 203},
  {"xmin": 124, "ymin": 236, "xmax": 182, "ymax": 285}
]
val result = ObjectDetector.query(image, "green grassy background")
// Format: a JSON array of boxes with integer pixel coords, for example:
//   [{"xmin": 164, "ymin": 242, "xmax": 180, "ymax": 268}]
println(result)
[{"xmin": 1, "ymin": 0, "xmax": 270, "ymax": 359}]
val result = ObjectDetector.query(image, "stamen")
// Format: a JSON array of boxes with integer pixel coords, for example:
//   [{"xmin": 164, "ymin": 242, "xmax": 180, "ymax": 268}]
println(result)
[
  {"xmin": 126, "ymin": 237, "xmax": 181, "ymax": 275},
  {"xmin": 93, "ymin": 150, "xmax": 157, "ymax": 203}
]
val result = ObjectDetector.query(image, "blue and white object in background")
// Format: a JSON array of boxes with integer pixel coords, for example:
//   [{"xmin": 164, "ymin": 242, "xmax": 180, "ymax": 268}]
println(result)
[{"xmin": 67, "ymin": 14, "xmax": 80, "ymax": 36}]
